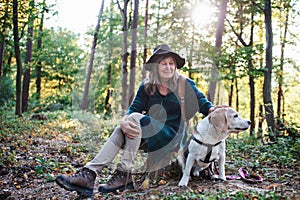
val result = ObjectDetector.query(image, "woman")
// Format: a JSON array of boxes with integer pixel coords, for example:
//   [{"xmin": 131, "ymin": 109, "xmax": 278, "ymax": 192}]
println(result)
[{"xmin": 56, "ymin": 44, "xmax": 218, "ymax": 197}]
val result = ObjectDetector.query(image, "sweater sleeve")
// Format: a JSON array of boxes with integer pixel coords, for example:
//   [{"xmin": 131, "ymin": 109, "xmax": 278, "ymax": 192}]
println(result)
[
  {"xmin": 125, "ymin": 81, "xmax": 149, "ymax": 115},
  {"xmin": 185, "ymin": 78, "xmax": 214, "ymax": 119}
]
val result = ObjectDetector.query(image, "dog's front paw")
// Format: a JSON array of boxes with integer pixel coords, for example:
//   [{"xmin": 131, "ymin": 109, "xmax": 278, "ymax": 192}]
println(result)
[
  {"xmin": 192, "ymin": 169, "xmax": 200, "ymax": 177},
  {"xmin": 218, "ymin": 175, "xmax": 226, "ymax": 181},
  {"xmin": 211, "ymin": 174, "xmax": 227, "ymax": 181},
  {"xmin": 178, "ymin": 176, "xmax": 189, "ymax": 186}
]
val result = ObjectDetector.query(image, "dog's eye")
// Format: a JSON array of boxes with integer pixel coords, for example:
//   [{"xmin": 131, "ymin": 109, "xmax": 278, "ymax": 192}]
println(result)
[{"xmin": 234, "ymin": 114, "xmax": 238, "ymax": 118}]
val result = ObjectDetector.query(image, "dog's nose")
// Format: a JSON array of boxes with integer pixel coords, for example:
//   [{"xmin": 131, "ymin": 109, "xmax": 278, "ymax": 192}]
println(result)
[{"xmin": 247, "ymin": 121, "xmax": 251, "ymax": 125}]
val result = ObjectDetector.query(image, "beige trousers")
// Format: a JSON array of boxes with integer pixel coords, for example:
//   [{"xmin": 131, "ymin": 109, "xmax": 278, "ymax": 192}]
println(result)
[{"xmin": 85, "ymin": 112, "xmax": 143, "ymax": 173}]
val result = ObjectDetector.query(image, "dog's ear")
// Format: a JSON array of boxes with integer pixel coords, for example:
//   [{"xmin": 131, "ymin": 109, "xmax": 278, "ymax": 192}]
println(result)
[{"xmin": 209, "ymin": 108, "xmax": 228, "ymax": 134}]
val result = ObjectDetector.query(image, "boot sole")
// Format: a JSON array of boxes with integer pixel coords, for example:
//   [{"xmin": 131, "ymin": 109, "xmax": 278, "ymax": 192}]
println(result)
[
  {"xmin": 55, "ymin": 176, "xmax": 93, "ymax": 197},
  {"xmin": 98, "ymin": 182, "xmax": 134, "ymax": 193}
]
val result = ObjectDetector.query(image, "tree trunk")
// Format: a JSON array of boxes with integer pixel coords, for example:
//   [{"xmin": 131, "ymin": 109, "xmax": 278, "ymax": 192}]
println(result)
[
  {"xmin": 248, "ymin": 8, "xmax": 256, "ymax": 135},
  {"xmin": 13, "ymin": 0, "xmax": 23, "ymax": 116},
  {"xmin": 128, "ymin": 0, "xmax": 139, "ymax": 105},
  {"xmin": 142, "ymin": 0, "xmax": 149, "ymax": 80},
  {"xmin": 36, "ymin": 0, "xmax": 45, "ymax": 106},
  {"xmin": 229, "ymin": 79, "xmax": 234, "ymax": 107},
  {"xmin": 0, "ymin": 0, "xmax": 8, "ymax": 93},
  {"xmin": 235, "ymin": 78, "xmax": 239, "ymax": 112},
  {"xmin": 105, "ymin": 64, "xmax": 112, "ymax": 113},
  {"xmin": 258, "ymin": 104, "xmax": 264, "ymax": 142},
  {"xmin": 277, "ymin": 0, "xmax": 290, "ymax": 120},
  {"xmin": 81, "ymin": 0, "xmax": 105, "ymax": 110},
  {"xmin": 104, "ymin": 2, "xmax": 114, "ymax": 114},
  {"xmin": 118, "ymin": 0, "xmax": 129, "ymax": 112},
  {"xmin": 22, "ymin": 0, "xmax": 35, "ymax": 112},
  {"xmin": 249, "ymin": 69, "xmax": 255, "ymax": 135},
  {"xmin": 207, "ymin": 0, "xmax": 227, "ymax": 103},
  {"xmin": 263, "ymin": 0, "xmax": 275, "ymax": 138}
]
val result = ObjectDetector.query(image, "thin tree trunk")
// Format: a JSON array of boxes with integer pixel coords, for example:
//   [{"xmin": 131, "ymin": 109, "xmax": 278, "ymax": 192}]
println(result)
[
  {"xmin": 104, "ymin": 2, "xmax": 114, "ymax": 114},
  {"xmin": 22, "ymin": 0, "xmax": 35, "ymax": 112},
  {"xmin": 13, "ymin": 0, "xmax": 22, "ymax": 116},
  {"xmin": 235, "ymin": 78, "xmax": 239, "ymax": 112},
  {"xmin": 142, "ymin": 0, "xmax": 149, "ymax": 80},
  {"xmin": 263, "ymin": 0, "xmax": 275, "ymax": 138},
  {"xmin": 207, "ymin": 0, "xmax": 227, "ymax": 103},
  {"xmin": 0, "ymin": 30, "xmax": 5, "ymax": 94},
  {"xmin": 229, "ymin": 79, "xmax": 234, "ymax": 107},
  {"xmin": 0, "ymin": 0, "xmax": 8, "ymax": 93},
  {"xmin": 128, "ymin": 0, "xmax": 139, "ymax": 105},
  {"xmin": 258, "ymin": 104, "xmax": 264, "ymax": 142},
  {"xmin": 118, "ymin": 0, "xmax": 129, "ymax": 112},
  {"xmin": 105, "ymin": 64, "xmax": 112, "ymax": 112},
  {"xmin": 36, "ymin": 0, "xmax": 45, "ymax": 106},
  {"xmin": 277, "ymin": 0, "xmax": 290, "ymax": 120},
  {"xmin": 249, "ymin": 10, "xmax": 255, "ymax": 135},
  {"xmin": 81, "ymin": 0, "xmax": 105, "ymax": 110}
]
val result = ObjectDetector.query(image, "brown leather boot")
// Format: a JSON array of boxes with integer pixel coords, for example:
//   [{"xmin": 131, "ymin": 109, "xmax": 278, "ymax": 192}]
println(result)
[
  {"xmin": 55, "ymin": 167, "xmax": 96, "ymax": 197},
  {"xmin": 98, "ymin": 168, "xmax": 134, "ymax": 193}
]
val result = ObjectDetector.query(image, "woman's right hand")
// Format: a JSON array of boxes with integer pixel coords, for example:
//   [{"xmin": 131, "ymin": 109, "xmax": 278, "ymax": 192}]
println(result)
[{"xmin": 120, "ymin": 116, "xmax": 141, "ymax": 139}]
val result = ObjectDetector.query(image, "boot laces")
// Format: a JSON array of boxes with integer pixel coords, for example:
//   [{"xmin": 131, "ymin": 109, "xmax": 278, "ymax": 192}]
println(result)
[
  {"xmin": 107, "ymin": 170, "xmax": 127, "ymax": 184},
  {"xmin": 71, "ymin": 168, "xmax": 89, "ymax": 178}
]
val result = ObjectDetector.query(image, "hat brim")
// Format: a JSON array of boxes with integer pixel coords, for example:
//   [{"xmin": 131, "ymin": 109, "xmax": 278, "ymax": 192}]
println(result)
[{"xmin": 144, "ymin": 52, "xmax": 185, "ymax": 71}]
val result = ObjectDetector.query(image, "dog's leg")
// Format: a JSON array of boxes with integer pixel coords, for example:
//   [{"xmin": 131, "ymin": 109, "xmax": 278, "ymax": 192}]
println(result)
[
  {"xmin": 178, "ymin": 154, "xmax": 195, "ymax": 186},
  {"xmin": 218, "ymin": 144, "xmax": 226, "ymax": 180},
  {"xmin": 177, "ymin": 154, "xmax": 185, "ymax": 174}
]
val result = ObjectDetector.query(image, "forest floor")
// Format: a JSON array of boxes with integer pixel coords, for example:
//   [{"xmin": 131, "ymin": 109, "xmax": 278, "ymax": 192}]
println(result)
[{"xmin": 0, "ymin": 110, "xmax": 299, "ymax": 199}]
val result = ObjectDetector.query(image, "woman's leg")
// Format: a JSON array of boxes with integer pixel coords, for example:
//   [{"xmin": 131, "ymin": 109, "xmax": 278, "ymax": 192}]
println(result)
[
  {"xmin": 85, "ymin": 126, "xmax": 125, "ymax": 173},
  {"xmin": 98, "ymin": 112, "xmax": 144, "ymax": 193},
  {"xmin": 120, "ymin": 112, "xmax": 144, "ymax": 170}
]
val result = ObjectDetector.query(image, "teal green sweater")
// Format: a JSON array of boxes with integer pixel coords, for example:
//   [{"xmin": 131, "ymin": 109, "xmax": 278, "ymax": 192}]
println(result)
[{"xmin": 126, "ymin": 77, "xmax": 213, "ymax": 153}]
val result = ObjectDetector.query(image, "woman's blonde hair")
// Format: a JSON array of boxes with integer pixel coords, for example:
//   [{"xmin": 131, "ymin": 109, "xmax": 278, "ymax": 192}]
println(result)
[{"xmin": 144, "ymin": 56, "xmax": 179, "ymax": 96}]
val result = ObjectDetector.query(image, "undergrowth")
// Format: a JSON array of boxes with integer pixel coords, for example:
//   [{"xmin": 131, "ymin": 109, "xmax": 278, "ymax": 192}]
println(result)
[{"xmin": 0, "ymin": 110, "xmax": 299, "ymax": 199}]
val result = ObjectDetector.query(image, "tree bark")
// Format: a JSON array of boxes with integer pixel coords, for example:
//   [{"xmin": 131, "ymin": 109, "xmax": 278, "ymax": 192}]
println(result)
[
  {"xmin": 207, "ymin": 0, "xmax": 227, "ymax": 103},
  {"xmin": 36, "ymin": 0, "xmax": 46, "ymax": 106},
  {"xmin": 128, "ymin": 0, "xmax": 139, "ymax": 105},
  {"xmin": 0, "ymin": 0, "xmax": 9, "ymax": 93},
  {"xmin": 142, "ymin": 0, "xmax": 149, "ymax": 80},
  {"xmin": 22, "ymin": 0, "xmax": 35, "ymax": 112},
  {"xmin": 118, "ymin": 0, "xmax": 129, "ymax": 112},
  {"xmin": 277, "ymin": 0, "xmax": 290, "ymax": 120},
  {"xmin": 249, "ymin": 10, "xmax": 255, "ymax": 135},
  {"xmin": 104, "ymin": 2, "xmax": 114, "ymax": 114},
  {"xmin": 263, "ymin": 0, "xmax": 275, "ymax": 138},
  {"xmin": 13, "ymin": 0, "xmax": 23, "ymax": 116},
  {"xmin": 81, "ymin": 0, "xmax": 105, "ymax": 110}
]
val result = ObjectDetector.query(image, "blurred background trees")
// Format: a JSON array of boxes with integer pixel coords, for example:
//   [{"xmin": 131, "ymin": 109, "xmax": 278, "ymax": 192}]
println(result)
[{"xmin": 0, "ymin": 0, "xmax": 299, "ymax": 140}]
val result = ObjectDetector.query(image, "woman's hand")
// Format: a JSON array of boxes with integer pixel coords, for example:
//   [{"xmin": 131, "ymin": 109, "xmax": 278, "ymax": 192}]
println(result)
[
  {"xmin": 208, "ymin": 105, "xmax": 230, "ymax": 114},
  {"xmin": 120, "ymin": 116, "xmax": 141, "ymax": 139}
]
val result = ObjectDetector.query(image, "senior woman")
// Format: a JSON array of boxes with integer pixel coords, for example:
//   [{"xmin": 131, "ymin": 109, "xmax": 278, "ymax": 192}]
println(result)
[{"xmin": 56, "ymin": 44, "xmax": 218, "ymax": 197}]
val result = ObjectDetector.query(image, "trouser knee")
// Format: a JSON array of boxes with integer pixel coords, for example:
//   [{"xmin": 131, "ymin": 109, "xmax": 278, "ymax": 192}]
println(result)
[{"xmin": 127, "ymin": 112, "xmax": 144, "ymax": 134}]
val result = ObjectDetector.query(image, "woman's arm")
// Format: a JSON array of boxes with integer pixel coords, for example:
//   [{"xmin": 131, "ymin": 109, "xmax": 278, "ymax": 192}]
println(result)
[
  {"xmin": 125, "ymin": 81, "xmax": 149, "ymax": 115},
  {"xmin": 185, "ymin": 78, "xmax": 214, "ymax": 117}
]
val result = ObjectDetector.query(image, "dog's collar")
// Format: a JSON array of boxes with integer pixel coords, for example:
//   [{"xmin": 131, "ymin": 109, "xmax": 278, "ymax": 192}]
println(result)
[{"xmin": 192, "ymin": 135, "xmax": 222, "ymax": 163}]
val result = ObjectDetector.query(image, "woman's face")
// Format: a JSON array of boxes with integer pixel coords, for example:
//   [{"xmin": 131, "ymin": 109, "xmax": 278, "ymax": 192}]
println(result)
[{"xmin": 158, "ymin": 56, "xmax": 176, "ymax": 82}]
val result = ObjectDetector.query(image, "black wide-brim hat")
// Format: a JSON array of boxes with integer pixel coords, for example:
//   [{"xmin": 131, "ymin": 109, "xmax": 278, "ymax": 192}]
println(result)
[{"xmin": 144, "ymin": 44, "xmax": 185, "ymax": 71}]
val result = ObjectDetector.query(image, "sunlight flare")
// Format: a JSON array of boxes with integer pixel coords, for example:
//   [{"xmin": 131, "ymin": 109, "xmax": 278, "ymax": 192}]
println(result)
[{"xmin": 191, "ymin": 1, "xmax": 215, "ymax": 26}]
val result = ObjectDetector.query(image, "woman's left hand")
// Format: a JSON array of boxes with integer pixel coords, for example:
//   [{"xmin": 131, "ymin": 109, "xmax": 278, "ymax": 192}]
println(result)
[
  {"xmin": 120, "ymin": 116, "xmax": 141, "ymax": 139},
  {"xmin": 208, "ymin": 105, "xmax": 230, "ymax": 114}
]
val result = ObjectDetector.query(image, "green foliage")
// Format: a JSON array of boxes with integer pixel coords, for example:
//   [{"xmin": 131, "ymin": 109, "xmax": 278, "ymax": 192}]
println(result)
[
  {"xmin": 0, "ymin": 76, "xmax": 15, "ymax": 106},
  {"xmin": 219, "ymin": 44, "xmax": 265, "ymax": 80},
  {"xmin": 226, "ymin": 136, "xmax": 300, "ymax": 173}
]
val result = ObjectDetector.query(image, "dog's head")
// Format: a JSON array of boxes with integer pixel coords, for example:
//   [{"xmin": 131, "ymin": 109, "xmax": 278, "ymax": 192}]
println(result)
[{"xmin": 209, "ymin": 107, "xmax": 251, "ymax": 136}]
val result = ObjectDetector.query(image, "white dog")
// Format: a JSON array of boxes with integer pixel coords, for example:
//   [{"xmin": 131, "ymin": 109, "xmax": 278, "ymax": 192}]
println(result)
[{"xmin": 178, "ymin": 107, "xmax": 251, "ymax": 186}]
